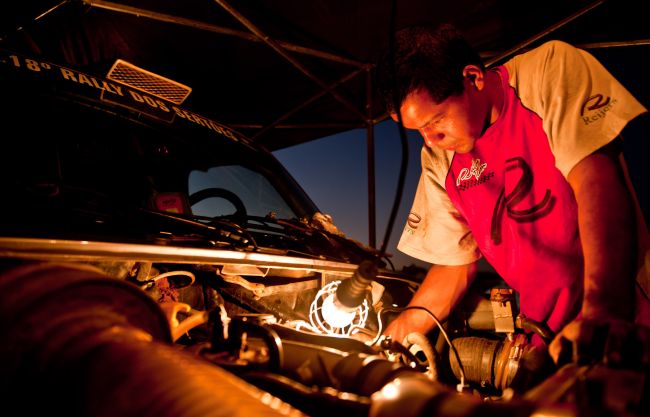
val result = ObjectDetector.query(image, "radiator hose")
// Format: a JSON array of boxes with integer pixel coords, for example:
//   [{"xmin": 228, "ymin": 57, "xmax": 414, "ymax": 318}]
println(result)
[
  {"xmin": 0, "ymin": 261, "xmax": 302, "ymax": 417},
  {"xmin": 448, "ymin": 334, "xmax": 529, "ymax": 390}
]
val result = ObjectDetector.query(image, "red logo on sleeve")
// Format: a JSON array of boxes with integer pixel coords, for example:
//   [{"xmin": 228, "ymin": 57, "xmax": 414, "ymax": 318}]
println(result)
[
  {"xmin": 580, "ymin": 94, "xmax": 617, "ymax": 125},
  {"xmin": 581, "ymin": 94, "xmax": 610, "ymax": 116}
]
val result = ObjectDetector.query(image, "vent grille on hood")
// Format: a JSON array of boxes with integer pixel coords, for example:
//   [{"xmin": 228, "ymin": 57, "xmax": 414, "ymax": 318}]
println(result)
[{"xmin": 106, "ymin": 59, "xmax": 192, "ymax": 105}]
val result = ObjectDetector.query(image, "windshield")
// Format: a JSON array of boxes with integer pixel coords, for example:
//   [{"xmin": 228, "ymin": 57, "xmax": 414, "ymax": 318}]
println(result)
[
  {"xmin": 0, "ymin": 60, "xmax": 317, "ymax": 243},
  {"xmin": 0, "ymin": 51, "xmax": 382, "ymax": 264},
  {"xmin": 189, "ymin": 166, "xmax": 296, "ymax": 220}
]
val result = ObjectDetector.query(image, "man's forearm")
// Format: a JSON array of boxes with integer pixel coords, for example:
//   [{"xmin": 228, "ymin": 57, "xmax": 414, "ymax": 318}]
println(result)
[
  {"xmin": 568, "ymin": 144, "xmax": 637, "ymax": 320},
  {"xmin": 408, "ymin": 262, "xmax": 476, "ymax": 320},
  {"xmin": 384, "ymin": 262, "xmax": 475, "ymax": 341}
]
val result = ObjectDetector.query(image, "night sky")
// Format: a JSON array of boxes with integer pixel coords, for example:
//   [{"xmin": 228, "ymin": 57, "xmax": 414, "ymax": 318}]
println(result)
[{"xmin": 275, "ymin": 121, "xmax": 427, "ymax": 271}]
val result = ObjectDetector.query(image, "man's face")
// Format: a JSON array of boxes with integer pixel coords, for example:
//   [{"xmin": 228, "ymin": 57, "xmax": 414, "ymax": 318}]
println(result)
[{"xmin": 396, "ymin": 82, "xmax": 485, "ymax": 154}]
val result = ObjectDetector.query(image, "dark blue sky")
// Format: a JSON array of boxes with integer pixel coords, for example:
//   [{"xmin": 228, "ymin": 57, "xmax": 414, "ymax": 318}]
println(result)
[{"xmin": 275, "ymin": 120, "xmax": 429, "ymax": 271}]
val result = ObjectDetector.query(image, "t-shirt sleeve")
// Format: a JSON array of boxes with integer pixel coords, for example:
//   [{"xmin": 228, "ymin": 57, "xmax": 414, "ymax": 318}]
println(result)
[
  {"xmin": 505, "ymin": 40, "xmax": 647, "ymax": 177},
  {"xmin": 397, "ymin": 146, "xmax": 481, "ymax": 265}
]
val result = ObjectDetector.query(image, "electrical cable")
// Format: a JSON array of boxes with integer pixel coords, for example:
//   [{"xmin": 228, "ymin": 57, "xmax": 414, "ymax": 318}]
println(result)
[
  {"xmin": 372, "ymin": 306, "xmax": 468, "ymax": 390},
  {"xmin": 309, "ymin": 0, "xmax": 413, "ymax": 348},
  {"xmin": 172, "ymin": 309, "xmax": 209, "ymax": 342},
  {"xmin": 383, "ymin": 255, "xmax": 396, "ymax": 271},
  {"xmin": 312, "ymin": 0, "xmax": 408, "ymax": 337},
  {"xmin": 383, "ymin": 338, "xmax": 425, "ymax": 369},
  {"xmin": 378, "ymin": 0, "xmax": 409, "ymax": 259},
  {"xmin": 363, "ymin": 1, "xmax": 469, "ymax": 392},
  {"xmin": 141, "ymin": 270, "xmax": 196, "ymax": 290},
  {"xmin": 403, "ymin": 331, "xmax": 439, "ymax": 381}
]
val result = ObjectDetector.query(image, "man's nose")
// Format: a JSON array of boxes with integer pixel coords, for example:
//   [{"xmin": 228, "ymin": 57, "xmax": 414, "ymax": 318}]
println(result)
[{"xmin": 420, "ymin": 129, "xmax": 444, "ymax": 148}]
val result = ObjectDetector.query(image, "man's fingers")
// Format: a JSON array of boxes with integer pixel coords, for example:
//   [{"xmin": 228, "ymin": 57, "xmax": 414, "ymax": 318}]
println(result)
[
  {"xmin": 549, "ymin": 320, "xmax": 607, "ymax": 365},
  {"xmin": 549, "ymin": 319, "xmax": 650, "ymax": 367},
  {"xmin": 549, "ymin": 334, "xmax": 574, "ymax": 365}
]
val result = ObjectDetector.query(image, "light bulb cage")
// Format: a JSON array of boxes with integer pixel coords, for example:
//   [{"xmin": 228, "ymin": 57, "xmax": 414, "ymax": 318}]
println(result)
[{"xmin": 309, "ymin": 280, "xmax": 369, "ymax": 336}]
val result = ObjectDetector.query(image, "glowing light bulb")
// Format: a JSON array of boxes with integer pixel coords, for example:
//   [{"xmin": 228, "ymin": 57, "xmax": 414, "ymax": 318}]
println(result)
[
  {"xmin": 309, "ymin": 279, "xmax": 370, "ymax": 335},
  {"xmin": 321, "ymin": 293, "xmax": 356, "ymax": 328}
]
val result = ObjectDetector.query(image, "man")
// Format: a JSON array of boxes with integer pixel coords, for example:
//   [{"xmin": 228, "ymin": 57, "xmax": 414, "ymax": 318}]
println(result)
[{"xmin": 377, "ymin": 23, "xmax": 650, "ymax": 363}]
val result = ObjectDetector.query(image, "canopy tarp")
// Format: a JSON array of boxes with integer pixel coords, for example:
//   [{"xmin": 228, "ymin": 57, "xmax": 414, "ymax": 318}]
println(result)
[{"xmin": 2, "ymin": 0, "xmax": 648, "ymax": 151}]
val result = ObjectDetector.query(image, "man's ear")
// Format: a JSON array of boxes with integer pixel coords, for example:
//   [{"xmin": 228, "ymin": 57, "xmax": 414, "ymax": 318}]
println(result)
[
  {"xmin": 390, "ymin": 112, "xmax": 399, "ymax": 122},
  {"xmin": 463, "ymin": 65, "xmax": 485, "ymax": 90}
]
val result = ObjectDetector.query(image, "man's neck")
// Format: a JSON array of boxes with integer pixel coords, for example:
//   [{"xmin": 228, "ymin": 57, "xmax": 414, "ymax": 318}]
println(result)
[{"xmin": 486, "ymin": 70, "xmax": 504, "ymax": 125}]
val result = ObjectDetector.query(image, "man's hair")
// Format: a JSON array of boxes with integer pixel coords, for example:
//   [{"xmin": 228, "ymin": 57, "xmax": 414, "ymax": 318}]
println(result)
[{"xmin": 376, "ymin": 23, "xmax": 484, "ymax": 113}]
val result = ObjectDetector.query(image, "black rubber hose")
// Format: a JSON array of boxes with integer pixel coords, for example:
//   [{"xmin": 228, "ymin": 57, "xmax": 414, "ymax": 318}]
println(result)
[
  {"xmin": 0, "ymin": 262, "xmax": 300, "ymax": 417},
  {"xmin": 516, "ymin": 316, "xmax": 555, "ymax": 345}
]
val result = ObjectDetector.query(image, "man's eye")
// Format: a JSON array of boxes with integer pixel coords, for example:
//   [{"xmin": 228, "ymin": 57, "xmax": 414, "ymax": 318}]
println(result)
[{"xmin": 425, "ymin": 118, "xmax": 441, "ymax": 128}]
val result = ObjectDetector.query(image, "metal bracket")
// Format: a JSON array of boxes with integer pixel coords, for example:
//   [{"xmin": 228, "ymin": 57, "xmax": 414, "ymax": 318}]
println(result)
[{"xmin": 490, "ymin": 288, "xmax": 516, "ymax": 334}]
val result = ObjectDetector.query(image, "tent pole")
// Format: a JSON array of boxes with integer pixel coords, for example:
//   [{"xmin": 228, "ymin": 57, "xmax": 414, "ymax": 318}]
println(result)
[
  {"xmin": 83, "ymin": 0, "xmax": 364, "ymax": 68},
  {"xmin": 485, "ymin": 0, "xmax": 606, "ymax": 67},
  {"xmin": 253, "ymin": 68, "xmax": 366, "ymax": 140},
  {"xmin": 366, "ymin": 68, "xmax": 376, "ymax": 249},
  {"xmin": 577, "ymin": 39, "xmax": 650, "ymax": 49},
  {"xmin": 214, "ymin": 0, "xmax": 367, "ymax": 122}
]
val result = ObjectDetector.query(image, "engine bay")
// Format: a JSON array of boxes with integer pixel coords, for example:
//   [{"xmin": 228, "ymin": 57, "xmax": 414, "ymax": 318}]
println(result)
[{"xmin": 1, "ymin": 255, "xmax": 646, "ymax": 417}]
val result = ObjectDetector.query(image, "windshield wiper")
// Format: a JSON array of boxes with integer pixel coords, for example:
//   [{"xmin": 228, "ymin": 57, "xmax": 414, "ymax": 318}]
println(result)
[
  {"xmin": 139, "ymin": 208, "xmax": 258, "ymax": 250},
  {"xmin": 209, "ymin": 213, "xmax": 382, "ymax": 264}
]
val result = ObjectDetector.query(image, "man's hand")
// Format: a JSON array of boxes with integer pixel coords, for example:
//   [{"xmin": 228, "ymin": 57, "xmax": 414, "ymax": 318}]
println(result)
[
  {"xmin": 383, "ymin": 309, "xmax": 432, "ymax": 345},
  {"xmin": 381, "ymin": 262, "xmax": 476, "ymax": 345},
  {"xmin": 549, "ymin": 318, "xmax": 650, "ymax": 367}
]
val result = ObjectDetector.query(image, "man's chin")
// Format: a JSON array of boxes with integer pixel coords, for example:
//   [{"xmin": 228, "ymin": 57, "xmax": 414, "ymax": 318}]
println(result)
[
  {"xmin": 453, "ymin": 139, "xmax": 477, "ymax": 153},
  {"xmin": 450, "ymin": 145, "xmax": 473, "ymax": 154}
]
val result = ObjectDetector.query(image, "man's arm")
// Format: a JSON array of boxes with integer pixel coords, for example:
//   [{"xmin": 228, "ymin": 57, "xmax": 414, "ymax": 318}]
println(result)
[
  {"xmin": 383, "ymin": 262, "xmax": 476, "ymax": 344},
  {"xmin": 549, "ymin": 140, "xmax": 638, "ymax": 363},
  {"xmin": 567, "ymin": 139, "xmax": 636, "ymax": 320}
]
